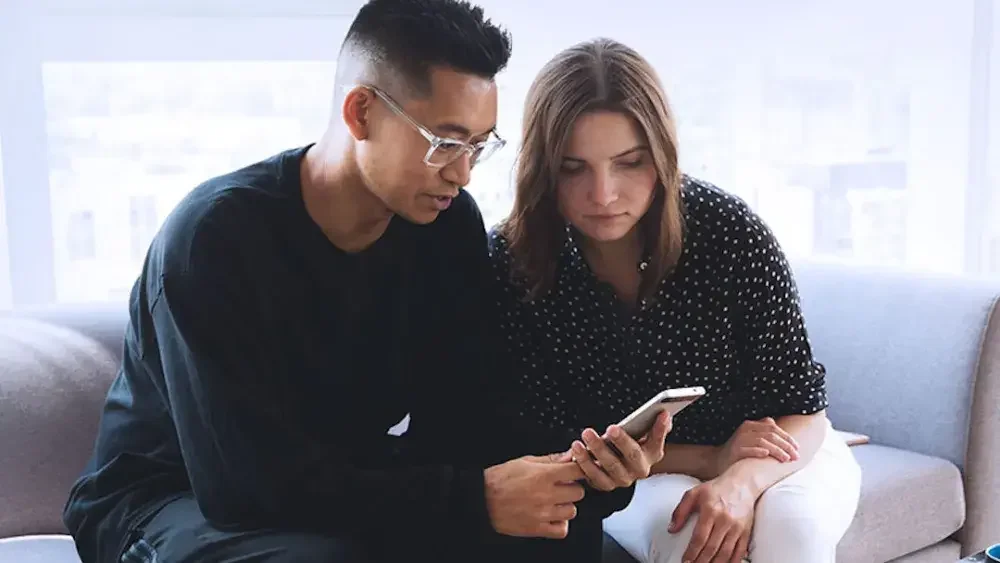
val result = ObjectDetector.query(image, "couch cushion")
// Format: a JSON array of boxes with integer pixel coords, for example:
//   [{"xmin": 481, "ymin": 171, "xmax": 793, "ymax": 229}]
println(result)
[
  {"xmin": 0, "ymin": 535, "xmax": 81, "ymax": 562},
  {"xmin": 10, "ymin": 303, "xmax": 129, "ymax": 364},
  {"xmin": 837, "ymin": 444, "xmax": 965, "ymax": 563},
  {"xmin": 887, "ymin": 539, "xmax": 962, "ymax": 563},
  {"xmin": 0, "ymin": 318, "xmax": 118, "ymax": 537},
  {"xmin": 793, "ymin": 261, "xmax": 999, "ymax": 469}
]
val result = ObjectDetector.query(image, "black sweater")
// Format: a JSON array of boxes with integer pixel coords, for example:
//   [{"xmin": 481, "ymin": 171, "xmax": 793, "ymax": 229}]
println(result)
[{"xmin": 63, "ymin": 146, "xmax": 631, "ymax": 563}]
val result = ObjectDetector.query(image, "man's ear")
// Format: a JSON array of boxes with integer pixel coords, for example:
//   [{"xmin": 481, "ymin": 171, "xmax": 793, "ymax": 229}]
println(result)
[{"xmin": 341, "ymin": 87, "xmax": 374, "ymax": 141}]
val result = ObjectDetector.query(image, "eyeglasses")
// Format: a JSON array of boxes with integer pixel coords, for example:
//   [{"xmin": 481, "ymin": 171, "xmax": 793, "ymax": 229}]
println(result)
[{"xmin": 348, "ymin": 84, "xmax": 506, "ymax": 168}]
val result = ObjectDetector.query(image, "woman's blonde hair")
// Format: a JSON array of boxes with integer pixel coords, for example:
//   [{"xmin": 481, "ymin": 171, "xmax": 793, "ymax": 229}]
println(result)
[{"xmin": 499, "ymin": 38, "xmax": 685, "ymax": 301}]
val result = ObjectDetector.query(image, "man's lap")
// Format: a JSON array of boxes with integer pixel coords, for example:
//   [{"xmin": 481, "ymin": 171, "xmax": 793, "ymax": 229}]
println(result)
[
  {"xmin": 126, "ymin": 494, "xmax": 609, "ymax": 563},
  {"xmin": 127, "ymin": 495, "xmax": 377, "ymax": 563}
]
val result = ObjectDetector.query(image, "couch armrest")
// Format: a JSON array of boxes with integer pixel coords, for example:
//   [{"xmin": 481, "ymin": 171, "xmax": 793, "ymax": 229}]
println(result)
[{"xmin": 962, "ymin": 296, "xmax": 1000, "ymax": 556}]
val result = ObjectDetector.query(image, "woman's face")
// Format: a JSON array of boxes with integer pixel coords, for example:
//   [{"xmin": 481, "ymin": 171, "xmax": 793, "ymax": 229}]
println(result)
[{"xmin": 555, "ymin": 111, "xmax": 658, "ymax": 244}]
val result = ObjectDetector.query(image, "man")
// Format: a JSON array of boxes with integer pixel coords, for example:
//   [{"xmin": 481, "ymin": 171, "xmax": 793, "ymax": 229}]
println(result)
[{"xmin": 63, "ymin": 1, "xmax": 664, "ymax": 562}]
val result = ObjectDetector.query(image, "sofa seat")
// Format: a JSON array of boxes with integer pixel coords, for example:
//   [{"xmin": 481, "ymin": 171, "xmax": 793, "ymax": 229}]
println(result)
[
  {"xmin": 604, "ymin": 443, "xmax": 966, "ymax": 563},
  {"xmin": 838, "ymin": 444, "xmax": 965, "ymax": 563},
  {"xmin": 0, "ymin": 535, "xmax": 81, "ymax": 562}
]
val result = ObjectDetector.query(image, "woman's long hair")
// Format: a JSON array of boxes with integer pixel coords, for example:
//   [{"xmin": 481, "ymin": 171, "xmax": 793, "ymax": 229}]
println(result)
[{"xmin": 499, "ymin": 38, "xmax": 685, "ymax": 301}]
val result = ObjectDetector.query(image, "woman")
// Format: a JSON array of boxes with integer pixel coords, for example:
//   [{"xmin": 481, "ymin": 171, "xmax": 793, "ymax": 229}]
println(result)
[{"xmin": 489, "ymin": 38, "xmax": 861, "ymax": 563}]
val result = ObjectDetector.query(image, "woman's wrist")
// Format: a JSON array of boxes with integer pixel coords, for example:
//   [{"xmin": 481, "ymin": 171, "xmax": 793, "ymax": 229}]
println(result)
[{"xmin": 717, "ymin": 459, "xmax": 769, "ymax": 498}]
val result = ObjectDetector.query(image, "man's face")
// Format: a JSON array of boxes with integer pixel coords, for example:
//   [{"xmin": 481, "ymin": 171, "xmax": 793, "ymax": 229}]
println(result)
[{"xmin": 355, "ymin": 67, "xmax": 499, "ymax": 224}]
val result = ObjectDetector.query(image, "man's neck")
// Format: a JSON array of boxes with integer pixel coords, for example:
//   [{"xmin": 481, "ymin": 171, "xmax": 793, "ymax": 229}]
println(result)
[{"xmin": 301, "ymin": 138, "xmax": 393, "ymax": 253}]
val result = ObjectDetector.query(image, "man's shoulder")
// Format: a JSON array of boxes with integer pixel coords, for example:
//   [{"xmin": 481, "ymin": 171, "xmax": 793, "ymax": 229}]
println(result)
[{"xmin": 148, "ymin": 150, "xmax": 299, "ymax": 280}]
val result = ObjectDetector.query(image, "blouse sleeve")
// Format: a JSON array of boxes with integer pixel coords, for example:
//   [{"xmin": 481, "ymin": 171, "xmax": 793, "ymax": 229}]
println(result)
[{"xmin": 735, "ymin": 208, "xmax": 829, "ymax": 419}]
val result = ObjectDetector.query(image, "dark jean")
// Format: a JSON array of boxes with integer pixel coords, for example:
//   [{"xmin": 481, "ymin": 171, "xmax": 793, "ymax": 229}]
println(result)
[
  {"xmin": 121, "ymin": 495, "xmax": 377, "ymax": 562},
  {"xmin": 120, "ymin": 494, "xmax": 609, "ymax": 563}
]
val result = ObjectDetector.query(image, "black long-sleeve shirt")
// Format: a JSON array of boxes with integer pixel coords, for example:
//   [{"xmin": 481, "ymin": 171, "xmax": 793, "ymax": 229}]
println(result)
[{"xmin": 63, "ymin": 146, "xmax": 630, "ymax": 563}]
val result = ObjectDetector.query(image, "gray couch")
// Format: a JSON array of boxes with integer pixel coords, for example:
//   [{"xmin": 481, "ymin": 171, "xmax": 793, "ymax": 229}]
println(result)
[{"xmin": 1, "ymin": 262, "xmax": 998, "ymax": 562}]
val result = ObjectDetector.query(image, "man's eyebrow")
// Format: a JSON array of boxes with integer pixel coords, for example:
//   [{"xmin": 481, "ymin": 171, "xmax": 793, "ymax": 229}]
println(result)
[
  {"xmin": 434, "ymin": 123, "xmax": 471, "ymax": 137},
  {"xmin": 434, "ymin": 123, "xmax": 497, "ymax": 139}
]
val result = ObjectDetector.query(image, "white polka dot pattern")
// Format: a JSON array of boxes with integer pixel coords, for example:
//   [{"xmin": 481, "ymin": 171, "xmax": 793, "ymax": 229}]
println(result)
[{"xmin": 488, "ymin": 176, "xmax": 829, "ymax": 446}]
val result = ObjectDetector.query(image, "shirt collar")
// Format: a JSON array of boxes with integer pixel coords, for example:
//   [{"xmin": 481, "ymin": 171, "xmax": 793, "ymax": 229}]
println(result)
[{"xmin": 562, "ymin": 222, "xmax": 652, "ymax": 274}]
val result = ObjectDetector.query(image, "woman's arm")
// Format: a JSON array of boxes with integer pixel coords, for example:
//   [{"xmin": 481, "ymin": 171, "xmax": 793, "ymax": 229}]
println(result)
[
  {"xmin": 723, "ymin": 411, "xmax": 826, "ymax": 496},
  {"xmin": 650, "ymin": 444, "xmax": 719, "ymax": 481},
  {"xmin": 655, "ymin": 202, "xmax": 829, "ymax": 491},
  {"xmin": 725, "ymin": 199, "xmax": 829, "ymax": 492},
  {"xmin": 650, "ymin": 413, "xmax": 806, "ymax": 482}
]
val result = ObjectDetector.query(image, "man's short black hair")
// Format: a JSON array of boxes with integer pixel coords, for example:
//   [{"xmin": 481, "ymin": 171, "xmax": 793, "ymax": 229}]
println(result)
[{"xmin": 338, "ymin": 0, "xmax": 512, "ymax": 97}]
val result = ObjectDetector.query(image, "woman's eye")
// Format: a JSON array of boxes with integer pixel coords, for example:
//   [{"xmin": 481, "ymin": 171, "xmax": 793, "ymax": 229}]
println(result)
[{"xmin": 618, "ymin": 159, "xmax": 644, "ymax": 168}]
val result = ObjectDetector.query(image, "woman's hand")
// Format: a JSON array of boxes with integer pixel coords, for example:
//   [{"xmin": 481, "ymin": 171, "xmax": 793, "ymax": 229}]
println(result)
[
  {"xmin": 570, "ymin": 411, "xmax": 672, "ymax": 491},
  {"xmin": 670, "ymin": 476, "xmax": 756, "ymax": 563},
  {"xmin": 713, "ymin": 417, "xmax": 799, "ymax": 477}
]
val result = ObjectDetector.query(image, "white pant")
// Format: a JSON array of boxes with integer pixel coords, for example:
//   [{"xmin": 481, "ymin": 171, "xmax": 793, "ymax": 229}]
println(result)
[{"xmin": 603, "ymin": 421, "xmax": 861, "ymax": 563}]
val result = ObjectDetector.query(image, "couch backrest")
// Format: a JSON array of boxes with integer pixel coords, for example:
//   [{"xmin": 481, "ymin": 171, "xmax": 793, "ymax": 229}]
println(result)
[
  {"xmin": 0, "ymin": 306, "xmax": 126, "ymax": 537},
  {"xmin": 793, "ymin": 260, "xmax": 1000, "ymax": 469}
]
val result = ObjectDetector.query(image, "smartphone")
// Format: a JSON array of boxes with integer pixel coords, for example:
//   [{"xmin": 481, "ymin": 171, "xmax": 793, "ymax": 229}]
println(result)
[{"xmin": 615, "ymin": 386, "xmax": 706, "ymax": 439}]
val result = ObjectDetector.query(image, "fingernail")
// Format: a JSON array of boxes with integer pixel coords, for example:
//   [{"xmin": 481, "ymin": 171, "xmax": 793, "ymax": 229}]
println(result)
[{"xmin": 609, "ymin": 426, "xmax": 621, "ymax": 438}]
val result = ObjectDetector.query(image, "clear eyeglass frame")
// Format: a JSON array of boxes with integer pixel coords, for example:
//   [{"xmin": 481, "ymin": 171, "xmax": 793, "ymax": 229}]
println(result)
[{"xmin": 345, "ymin": 84, "xmax": 506, "ymax": 168}]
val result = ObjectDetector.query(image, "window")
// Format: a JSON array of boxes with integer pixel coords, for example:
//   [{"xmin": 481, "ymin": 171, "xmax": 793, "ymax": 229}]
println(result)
[
  {"xmin": 0, "ymin": 1, "xmax": 997, "ymax": 307},
  {"xmin": 66, "ymin": 211, "xmax": 96, "ymax": 261},
  {"xmin": 129, "ymin": 195, "xmax": 158, "ymax": 261},
  {"xmin": 480, "ymin": 0, "xmax": 980, "ymax": 275},
  {"xmin": 987, "ymin": 0, "xmax": 1000, "ymax": 275},
  {"xmin": 0, "ymin": 138, "xmax": 11, "ymax": 308},
  {"xmin": 42, "ymin": 61, "xmax": 336, "ymax": 302}
]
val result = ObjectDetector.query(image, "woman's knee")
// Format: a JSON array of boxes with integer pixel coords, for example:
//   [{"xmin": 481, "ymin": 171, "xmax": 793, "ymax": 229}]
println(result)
[
  {"xmin": 751, "ymin": 487, "xmax": 843, "ymax": 557},
  {"xmin": 606, "ymin": 474, "xmax": 701, "ymax": 530},
  {"xmin": 603, "ymin": 474, "xmax": 702, "ymax": 563}
]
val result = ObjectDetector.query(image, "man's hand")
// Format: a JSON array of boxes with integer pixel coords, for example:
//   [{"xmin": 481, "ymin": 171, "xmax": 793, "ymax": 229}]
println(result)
[
  {"xmin": 571, "ymin": 411, "xmax": 672, "ymax": 491},
  {"xmin": 484, "ymin": 455, "xmax": 586, "ymax": 539},
  {"xmin": 670, "ymin": 476, "xmax": 756, "ymax": 563},
  {"xmin": 713, "ymin": 417, "xmax": 799, "ymax": 477}
]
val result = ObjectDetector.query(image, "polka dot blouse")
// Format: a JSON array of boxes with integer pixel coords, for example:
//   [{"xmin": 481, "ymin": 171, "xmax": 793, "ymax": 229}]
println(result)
[{"xmin": 488, "ymin": 176, "xmax": 829, "ymax": 447}]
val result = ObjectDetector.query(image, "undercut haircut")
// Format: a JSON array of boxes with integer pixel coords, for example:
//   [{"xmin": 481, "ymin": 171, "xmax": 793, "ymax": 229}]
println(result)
[{"xmin": 337, "ymin": 0, "xmax": 512, "ymax": 98}]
